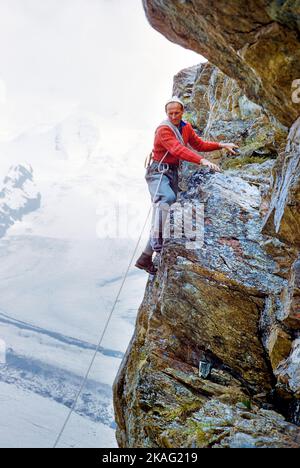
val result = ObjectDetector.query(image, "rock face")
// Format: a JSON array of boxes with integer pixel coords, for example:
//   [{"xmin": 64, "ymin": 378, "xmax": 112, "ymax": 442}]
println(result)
[
  {"xmin": 173, "ymin": 62, "xmax": 287, "ymax": 171},
  {"xmin": 114, "ymin": 70, "xmax": 300, "ymax": 448},
  {"xmin": 114, "ymin": 160, "xmax": 299, "ymax": 447},
  {"xmin": 172, "ymin": 62, "xmax": 288, "ymax": 209},
  {"xmin": 142, "ymin": 0, "xmax": 300, "ymax": 128},
  {"xmin": 113, "ymin": 0, "xmax": 300, "ymax": 448},
  {"xmin": 262, "ymin": 118, "xmax": 300, "ymax": 247},
  {"xmin": 261, "ymin": 118, "xmax": 300, "ymax": 420},
  {"xmin": 0, "ymin": 164, "xmax": 41, "ymax": 237}
]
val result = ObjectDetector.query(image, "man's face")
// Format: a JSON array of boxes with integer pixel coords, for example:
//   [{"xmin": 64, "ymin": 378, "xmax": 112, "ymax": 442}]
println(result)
[{"xmin": 166, "ymin": 103, "xmax": 184, "ymax": 126}]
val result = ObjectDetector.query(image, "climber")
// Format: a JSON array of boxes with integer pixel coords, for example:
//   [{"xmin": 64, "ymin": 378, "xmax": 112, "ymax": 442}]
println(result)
[{"xmin": 135, "ymin": 96, "xmax": 239, "ymax": 274}]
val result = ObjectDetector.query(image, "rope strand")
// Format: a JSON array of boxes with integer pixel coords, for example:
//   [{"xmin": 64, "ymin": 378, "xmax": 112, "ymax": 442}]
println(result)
[{"xmin": 53, "ymin": 158, "xmax": 168, "ymax": 448}]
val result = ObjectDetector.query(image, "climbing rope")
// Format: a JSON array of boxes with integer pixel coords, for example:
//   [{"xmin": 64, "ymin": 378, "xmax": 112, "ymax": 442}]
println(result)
[{"xmin": 53, "ymin": 153, "xmax": 169, "ymax": 448}]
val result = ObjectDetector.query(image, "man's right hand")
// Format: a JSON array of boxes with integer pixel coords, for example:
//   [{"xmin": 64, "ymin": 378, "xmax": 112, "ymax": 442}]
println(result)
[{"xmin": 200, "ymin": 158, "xmax": 222, "ymax": 172}]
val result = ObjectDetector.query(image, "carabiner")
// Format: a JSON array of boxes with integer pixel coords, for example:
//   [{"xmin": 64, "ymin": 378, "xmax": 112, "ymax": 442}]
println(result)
[{"xmin": 158, "ymin": 162, "xmax": 169, "ymax": 173}]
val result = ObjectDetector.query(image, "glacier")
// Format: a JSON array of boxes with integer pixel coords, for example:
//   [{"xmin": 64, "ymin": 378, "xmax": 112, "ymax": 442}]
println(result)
[{"xmin": 0, "ymin": 111, "xmax": 152, "ymax": 447}]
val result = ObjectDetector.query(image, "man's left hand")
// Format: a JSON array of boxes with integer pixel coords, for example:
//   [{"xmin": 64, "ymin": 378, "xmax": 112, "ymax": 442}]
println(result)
[{"xmin": 220, "ymin": 143, "xmax": 239, "ymax": 155}]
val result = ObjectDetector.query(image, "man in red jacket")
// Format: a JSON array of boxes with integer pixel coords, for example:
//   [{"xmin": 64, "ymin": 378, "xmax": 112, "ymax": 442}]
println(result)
[{"xmin": 135, "ymin": 97, "xmax": 239, "ymax": 274}]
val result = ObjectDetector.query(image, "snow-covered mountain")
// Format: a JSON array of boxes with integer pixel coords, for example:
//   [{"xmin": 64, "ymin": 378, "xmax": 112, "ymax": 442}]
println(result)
[
  {"xmin": 0, "ymin": 164, "xmax": 41, "ymax": 237},
  {"xmin": 0, "ymin": 110, "xmax": 152, "ymax": 448}
]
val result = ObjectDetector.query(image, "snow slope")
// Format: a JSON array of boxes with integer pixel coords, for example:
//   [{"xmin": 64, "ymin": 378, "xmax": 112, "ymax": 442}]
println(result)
[
  {"xmin": 0, "ymin": 381, "xmax": 116, "ymax": 448},
  {"xmin": 0, "ymin": 110, "xmax": 153, "ymax": 447}
]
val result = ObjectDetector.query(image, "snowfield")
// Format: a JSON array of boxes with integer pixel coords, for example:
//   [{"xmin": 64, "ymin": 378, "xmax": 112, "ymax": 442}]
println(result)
[
  {"xmin": 0, "ymin": 381, "xmax": 116, "ymax": 448},
  {"xmin": 0, "ymin": 111, "xmax": 152, "ymax": 447}
]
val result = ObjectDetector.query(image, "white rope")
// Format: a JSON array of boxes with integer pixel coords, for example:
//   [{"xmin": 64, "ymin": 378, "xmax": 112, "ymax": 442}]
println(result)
[{"xmin": 53, "ymin": 155, "xmax": 169, "ymax": 448}]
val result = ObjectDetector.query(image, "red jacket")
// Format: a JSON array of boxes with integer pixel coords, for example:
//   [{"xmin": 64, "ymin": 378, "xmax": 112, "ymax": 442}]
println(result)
[{"xmin": 152, "ymin": 121, "xmax": 221, "ymax": 165}]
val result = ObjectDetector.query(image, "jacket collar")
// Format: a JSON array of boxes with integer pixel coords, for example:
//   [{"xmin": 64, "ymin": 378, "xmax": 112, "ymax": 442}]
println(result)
[{"xmin": 157, "ymin": 119, "xmax": 185, "ymax": 145}]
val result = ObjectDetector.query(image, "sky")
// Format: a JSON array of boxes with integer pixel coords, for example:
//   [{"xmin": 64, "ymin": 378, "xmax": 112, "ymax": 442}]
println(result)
[{"xmin": 0, "ymin": 0, "xmax": 205, "ymax": 140}]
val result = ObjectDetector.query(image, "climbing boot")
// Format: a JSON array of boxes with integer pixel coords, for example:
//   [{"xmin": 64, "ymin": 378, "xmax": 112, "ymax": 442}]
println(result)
[{"xmin": 135, "ymin": 253, "xmax": 157, "ymax": 275}]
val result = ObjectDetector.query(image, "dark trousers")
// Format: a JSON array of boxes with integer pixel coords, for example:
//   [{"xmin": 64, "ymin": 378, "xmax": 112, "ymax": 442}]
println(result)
[{"xmin": 143, "ymin": 161, "xmax": 179, "ymax": 256}]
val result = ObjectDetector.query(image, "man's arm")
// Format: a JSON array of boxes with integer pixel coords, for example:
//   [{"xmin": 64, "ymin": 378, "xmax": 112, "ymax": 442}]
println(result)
[
  {"xmin": 188, "ymin": 124, "xmax": 239, "ymax": 155},
  {"xmin": 188, "ymin": 125, "xmax": 222, "ymax": 152},
  {"xmin": 157, "ymin": 126, "xmax": 204, "ymax": 164}
]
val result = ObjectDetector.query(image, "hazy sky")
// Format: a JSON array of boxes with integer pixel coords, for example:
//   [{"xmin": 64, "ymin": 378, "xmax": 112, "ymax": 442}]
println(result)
[{"xmin": 0, "ymin": 0, "xmax": 204, "ymax": 139}]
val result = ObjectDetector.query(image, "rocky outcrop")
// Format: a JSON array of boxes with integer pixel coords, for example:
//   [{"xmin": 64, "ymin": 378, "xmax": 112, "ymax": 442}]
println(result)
[
  {"xmin": 113, "ymin": 0, "xmax": 300, "ymax": 449},
  {"xmin": 261, "ymin": 118, "xmax": 300, "ymax": 420},
  {"xmin": 114, "ymin": 69, "xmax": 300, "ymax": 448},
  {"xmin": 172, "ymin": 62, "xmax": 288, "ymax": 207},
  {"xmin": 173, "ymin": 62, "xmax": 287, "ymax": 171},
  {"xmin": 262, "ymin": 118, "xmax": 300, "ymax": 247},
  {"xmin": 174, "ymin": 66, "xmax": 300, "ymax": 416},
  {"xmin": 114, "ymin": 158, "xmax": 299, "ymax": 447},
  {"xmin": 0, "ymin": 164, "xmax": 41, "ymax": 237},
  {"xmin": 142, "ymin": 0, "xmax": 300, "ymax": 127}
]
